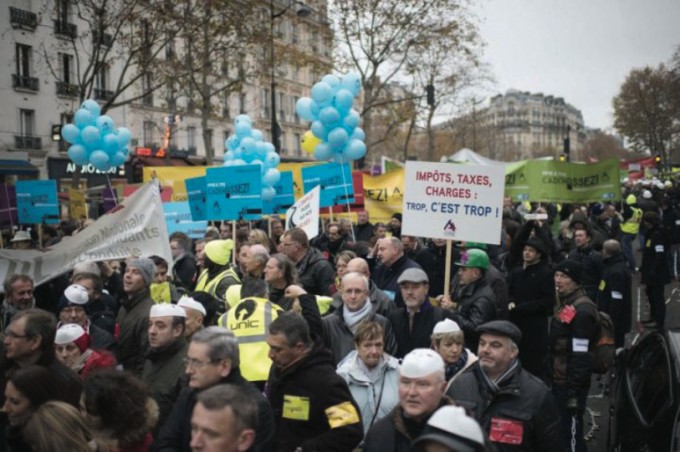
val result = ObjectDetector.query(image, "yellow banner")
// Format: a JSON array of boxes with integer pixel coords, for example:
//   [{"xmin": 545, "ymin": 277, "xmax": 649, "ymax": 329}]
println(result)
[
  {"xmin": 68, "ymin": 188, "xmax": 87, "ymax": 220},
  {"xmin": 363, "ymin": 169, "xmax": 404, "ymax": 224},
  {"xmin": 142, "ymin": 166, "xmax": 208, "ymax": 186}
]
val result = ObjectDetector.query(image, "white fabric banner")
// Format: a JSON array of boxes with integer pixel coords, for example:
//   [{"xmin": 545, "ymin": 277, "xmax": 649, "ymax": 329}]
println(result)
[
  {"xmin": 0, "ymin": 181, "xmax": 172, "ymax": 291},
  {"xmin": 285, "ymin": 185, "xmax": 320, "ymax": 240}
]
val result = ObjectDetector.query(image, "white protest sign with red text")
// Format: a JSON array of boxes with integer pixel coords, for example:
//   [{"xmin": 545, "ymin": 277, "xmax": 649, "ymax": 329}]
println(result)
[{"xmin": 402, "ymin": 162, "xmax": 505, "ymax": 244}]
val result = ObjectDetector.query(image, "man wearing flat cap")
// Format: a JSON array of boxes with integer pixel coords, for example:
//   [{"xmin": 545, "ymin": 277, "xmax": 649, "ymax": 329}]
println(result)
[
  {"xmin": 446, "ymin": 320, "xmax": 562, "ymax": 451},
  {"xmin": 387, "ymin": 268, "xmax": 454, "ymax": 358},
  {"xmin": 117, "ymin": 257, "xmax": 156, "ymax": 375},
  {"xmin": 363, "ymin": 348, "xmax": 454, "ymax": 452},
  {"xmin": 550, "ymin": 260, "xmax": 599, "ymax": 452}
]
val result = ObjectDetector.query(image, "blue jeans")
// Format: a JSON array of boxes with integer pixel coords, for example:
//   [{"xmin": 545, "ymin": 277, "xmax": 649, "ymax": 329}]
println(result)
[{"xmin": 621, "ymin": 232, "xmax": 637, "ymax": 271}]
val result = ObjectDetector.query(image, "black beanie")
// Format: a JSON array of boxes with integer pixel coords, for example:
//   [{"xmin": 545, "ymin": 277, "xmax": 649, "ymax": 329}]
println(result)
[{"xmin": 554, "ymin": 260, "xmax": 583, "ymax": 284}]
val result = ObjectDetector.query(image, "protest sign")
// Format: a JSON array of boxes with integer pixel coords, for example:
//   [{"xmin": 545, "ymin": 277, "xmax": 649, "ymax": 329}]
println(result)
[
  {"xmin": 301, "ymin": 163, "xmax": 354, "ymax": 208},
  {"xmin": 286, "ymin": 185, "xmax": 320, "ymax": 240},
  {"xmin": 362, "ymin": 169, "xmax": 404, "ymax": 224},
  {"xmin": 186, "ymin": 176, "xmax": 207, "ymax": 221},
  {"xmin": 16, "ymin": 180, "xmax": 59, "ymax": 224},
  {"xmin": 0, "ymin": 185, "xmax": 17, "ymax": 229},
  {"xmin": 263, "ymin": 171, "xmax": 295, "ymax": 215},
  {"xmin": 402, "ymin": 162, "xmax": 505, "ymax": 244},
  {"xmin": 68, "ymin": 188, "xmax": 87, "ymax": 220},
  {"xmin": 163, "ymin": 202, "xmax": 208, "ymax": 239},
  {"xmin": 102, "ymin": 187, "xmax": 118, "ymax": 213},
  {"xmin": 206, "ymin": 165, "xmax": 263, "ymax": 221},
  {"xmin": 0, "ymin": 181, "xmax": 171, "ymax": 290}
]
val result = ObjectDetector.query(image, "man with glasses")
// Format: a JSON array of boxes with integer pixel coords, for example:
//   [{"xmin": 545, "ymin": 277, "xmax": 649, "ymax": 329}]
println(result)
[
  {"xmin": 281, "ymin": 227, "xmax": 335, "ymax": 296},
  {"xmin": 321, "ymin": 272, "xmax": 397, "ymax": 364},
  {"xmin": 152, "ymin": 326, "xmax": 274, "ymax": 452}
]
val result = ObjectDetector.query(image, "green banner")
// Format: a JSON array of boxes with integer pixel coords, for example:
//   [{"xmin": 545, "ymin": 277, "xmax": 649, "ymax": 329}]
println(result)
[{"xmin": 504, "ymin": 158, "xmax": 621, "ymax": 203}]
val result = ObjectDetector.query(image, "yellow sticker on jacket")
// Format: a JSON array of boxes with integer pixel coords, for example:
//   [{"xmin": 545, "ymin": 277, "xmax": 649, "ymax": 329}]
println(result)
[
  {"xmin": 283, "ymin": 395, "xmax": 310, "ymax": 421},
  {"xmin": 646, "ymin": 239, "xmax": 651, "ymax": 247},
  {"xmin": 325, "ymin": 401, "xmax": 360, "ymax": 429},
  {"xmin": 598, "ymin": 280, "xmax": 606, "ymax": 291}
]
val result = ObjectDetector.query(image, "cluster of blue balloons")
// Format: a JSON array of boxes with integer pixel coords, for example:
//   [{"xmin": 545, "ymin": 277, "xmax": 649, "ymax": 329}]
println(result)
[
  {"xmin": 295, "ymin": 73, "xmax": 366, "ymax": 163},
  {"xmin": 61, "ymin": 100, "xmax": 131, "ymax": 171},
  {"xmin": 223, "ymin": 115, "xmax": 281, "ymax": 202}
]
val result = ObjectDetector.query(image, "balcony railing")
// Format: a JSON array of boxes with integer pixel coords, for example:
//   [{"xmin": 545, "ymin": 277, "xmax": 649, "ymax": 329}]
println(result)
[
  {"xmin": 12, "ymin": 74, "xmax": 39, "ymax": 92},
  {"xmin": 14, "ymin": 136, "xmax": 42, "ymax": 150},
  {"xmin": 54, "ymin": 20, "xmax": 77, "ymax": 39},
  {"xmin": 93, "ymin": 30, "xmax": 114, "ymax": 48},
  {"xmin": 56, "ymin": 81, "xmax": 79, "ymax": 97},
  {"xmin": 9, "ymin": 7, "xmax": 37, "ymax": 30},
  {"xmin": 94, "ymin": 88, "xmax": 113, "ymax": 100}
]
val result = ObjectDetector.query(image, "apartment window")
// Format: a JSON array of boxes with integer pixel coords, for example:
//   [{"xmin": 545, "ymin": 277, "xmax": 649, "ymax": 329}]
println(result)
[
  {"xmin": 59, "ymin": 53, "xmax": 73, "ymax": 83},
  {"xmin": 278, "ymin": 92, "xmax": 285, "ymax": 120},
  {"xmin": 294, "ymin": 133, "xmax": 302, "ymax": 156},
  {"xmin": 291, "ymin": 23, "xmax": 299, "ymax": 44},
  {"xmin": 187, "ymin": 126, "xmax": 196, "ymax": 149},
  {"xmin": 280, "ymin": 132, "xmax": 287, "ymax": 153},
  {"xmin": 56, "ymin": 0, "xmax": 70, "ymax": 21},
  {"xmin": 205, "ymin": 129, "xmax": 214, "ymax": 154},
  {"xmin": 262, "ymin": 89, "xmax": 271, "ymax": 116},
  {"xmin": 239, "ymin": 92, "xmax": 247, "ymax": 114},
  {"xmin": 19, "ymin": 109, "xmax": 35, "ymax": 136},
  {"xmin": 165, "ymin": 34, "xmax": 175, "ymax": 61},
  {"xmin": 293, "ymin": 96, "xmax": 300, "ymax": 123},
  {"xmin": 95, "ymin": 64, "xmax": 109, "ymax": 90},
  {"xmin": 142, "ymin": 72, "xmax": 153, "ymax": 105},
  {"xmin": 222, "ymin": 92, "xmax": 230, "ymax": 118},
  {"xmin": 143, "ymin": 120, "xmax": 155, "ymax": 146},
  {"xmin": 292, "ymin": 64, "xmax": 300, "ymax": 82},
  {"xmin": 16, "ymin": 44, "xmax": 32, "ymax": 77}
]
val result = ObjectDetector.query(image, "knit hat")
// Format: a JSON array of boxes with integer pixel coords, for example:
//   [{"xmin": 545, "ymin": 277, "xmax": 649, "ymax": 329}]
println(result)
[
  {"xmin": 204, "ymin": 239, "xmax": 234, "ymax": 266},
  {"xmin": 554, "ymin": 260, "xmax": 583, "ymax": 284},
  {"xmin": 432, "ymin": 319, "xmax": 461, "ymax": 335},
  {"xmin": 177, "ymin": 295, "xmax": 207, "ymax": 316},
  {"xmin": 626, "ymin": 194, "xmax": 637, "ymax": 205},
  {"xmin": 150, "ymin": 303, "xmax": 187, "ymax": 318},
  {"xmin": 591, "ymin": 203, "xmax": 605, "ymax": 217},
  {"xmin": 55, "ymin": 324, "xmax": 90, "ymax": 353},
  {"xmin": 400, "ymin": 348, "xmax": 445, "ymax": 378},
  {"xmin": 128, "ymin": 257, "xmax": 156, "ymax": 286},
  {"xmin": 412, "ymin": 406, "xmax": 485, "ymax": 452}
]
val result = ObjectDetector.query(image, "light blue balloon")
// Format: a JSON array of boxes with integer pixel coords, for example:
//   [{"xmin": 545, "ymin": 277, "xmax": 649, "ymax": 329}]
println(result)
[
  {"xmin": 226, "ymin": 135, "xmax": 239, "ymax": 151},
  {"xmin": 314, "ymin": 143, "xmax": 333, "ymax": 161},
  {"xmin": 233, "ymin": 150, "xmax": 243, "ymax": 161},
  {"xmin": 350, "ymin": 128, "xmax": 365, "ymax": 141},
  {"xmin": 263, "ymin": 168, "xmax": 281, "ymax": 186},
  {"xmin": 265, "ymin": 151, "xmax": 281, "ymax": 168},
  {"xmin": 341, "ymin": 72, "xmax": 362, "ymax": 97},
  {"xmin": 322, "ymin": 74, "xmax": 341, "ymax": 90},
  {"xmin": 67, "ymin": 144, "xmax": 88, "ymax": 165},
  {"xmin": 235, "ymin": 122, "xmax": 252, "ymax": 138},
  {"xmin": 61, "ymin": 124, "xmax": 80, "ymax": 143},
  {"xmin": 240, "ymin": 137, "xmax": 256, "ymax": 153},
  {"xmin": 81, "ymin": 99, "xmax": 101, "ymax": 117},
  {"xmin": 110, "ymin": 151, "xmax": 126, "ymax": 167},
  {"xmin": 333, "ymin": 89, "xmax": 354, "ymax": 114},
  {"xmin": 251, "ymin": 129, "xmax": 264, "ymax": 142},
  {"xmin": 95, "ymin": 116, "xmax": 114, "ymax": 134},
  {"xmin": 224, "ymin": 150, "xmax": 235, "ymax": 162},
  {"xmin": 319, "ymin": 106, "xmax": 340, "ymax": 126},
  {"xmin": 251, "ymin": 159, "xmax": 263, "ymax": 168},
  {"xmin": 332, "ymin": 152, "xmax": 351, "ymax": 164},
  {"xmin": 74, "ymin": 109, "xmax": 94, "ymax": 128},
  {"xmin": 328, "ymin": 127, "xmax": 349, "ymax": 150},
  {"xmin": 89, "ymin": 150, "xmax": 110, "ymax": 170},
  {"xmin": 295, "ymin": 98, "xmax": 317, "ymax": 122},
  {"xmin": 311, "ymin": 121, "xmax": 328, "ymax": 140},
  {"xmin": 262, "ymin": 186, "xmax": 276, "ymax": 202},
  {"xmin": 119, "ymin": 145, "xmax": 130, "ymax": 157},
  {"xmin": 81, "ymin": 126, "xmax": 101, "ymax": 146},
  {"xmin": 235, "ymin": 114, "xmax": 252, "ymax": 127},
  {"xmin": 102, "ymin": 134, "xmax": 119, "ymax": 154},
  {"xmin": 264, "ymin": 143, "xmax": 276, "ymax": 155},
  {"xmin": 311, "ymin": 82, "xmax": 333, "ymax": 106},
  {"xmin": 116, "ymin": 127, "xmax": 131, "ymax": 147},
  {"xmin": 233, "ymin": 159, "xmax": 247, "ymax": 166},
  {"xmin": 343, "ymin": 110, "xmax": 360, "ymax": 129},
  {"xmin": 345, "ymin": 139, "xmax": 367, "ymax": 160}
]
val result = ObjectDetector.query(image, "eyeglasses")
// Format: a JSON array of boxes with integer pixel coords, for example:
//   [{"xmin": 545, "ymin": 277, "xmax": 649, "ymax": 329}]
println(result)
[
  {"xmin": 4, "ymin": 330, "xmax": 31, "ymax": 340},
  {"xmin": 282, "ymin": 242, "xmax": 296, "ymax": 248},
  {"xmin": 183, "ymin": 357, "xmax": 216, "ymax": 369},
  {"xmin": 343, "ymin": 288, "xmax": 367, "ymax": 295}
]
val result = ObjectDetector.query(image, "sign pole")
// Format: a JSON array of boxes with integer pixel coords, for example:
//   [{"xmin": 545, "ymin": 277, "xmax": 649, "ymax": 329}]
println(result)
[
  {"xmin": 444, "ymin": 240, "xmax": 452, "ymax": 297},
  {"xmin": 232, "ymin": 220, "xmax": 237, "ymax": 265},
  {"xmin": 37, "ymin": 223, "xmax": 43, "ymax": 249}
]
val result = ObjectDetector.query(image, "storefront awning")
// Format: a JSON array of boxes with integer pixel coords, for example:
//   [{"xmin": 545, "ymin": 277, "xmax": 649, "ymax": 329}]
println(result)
[{"xmin": 0, "ymin": 159, "xmax": 39, "ymax": 175}]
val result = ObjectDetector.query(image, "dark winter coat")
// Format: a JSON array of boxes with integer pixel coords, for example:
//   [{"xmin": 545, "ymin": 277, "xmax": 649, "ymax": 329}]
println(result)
[
  {"xmin": 446, "ymin": 362, "xmax": 563, "ymax": 451},
  {"xmin": 322, "ymin": 305, "xmax": 397, "ymax": 364},
  {"xmin": 549, "ymin": 288, "xmax": 599, "ymax": 395},
  {"xmin": 414, "ymin": 242, "xmax": 458, "ymax": 298},
  {"xmin": 662, "ymin": 205, "xmax": 680, "ymax": 245},
  {"xmin": 172, "ymin": 253, "xmax": 197, "ymax": 291},
  {"xmin": 596, "ymin": 253, "xmax": 632, "ymax": 347},
  {"xmin": 265, "ymin": 341, "xmax": 363, "ymax": 452},
  {"xmin": 450, "ymin": 277, "xmax": 497, "ymax": 351},
  {"xmin": 387, "ymin": 299, "xmax": 454, "ymax": 359},
  {"xmin": 116, "ymin": 288, "xmax": 154, "ymax": 375},
  {"xmin": 370, "ymin": 255, "xmax": 422, "ymax": 308},
  {"xmin": 151, "ymin": 369, "xmax": 275, "ymax": 452},
  {"xmin": 297, "ymin": 247, "xmax": 336, "ymax": 296},
  {"xmin": 329, "ymin": 281, "xmax": 395, "ymax": 318},
  {"xmin": 507, "ymin": 261, "xmax": 554, "ymax": 376},
  {"xmin": 640, "ymin": 224, "xmax": 671, "ymax": 286}
]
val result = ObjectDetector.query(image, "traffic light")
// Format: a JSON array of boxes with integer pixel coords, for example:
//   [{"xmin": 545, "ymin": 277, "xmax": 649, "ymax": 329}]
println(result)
[
  {"xmin": 559, "ymin": 154, "xmax": 566, "ymax": 162},
  {"xmin": 655, "ymin": 154, "xmax": 662, "ymax": 165},
  {"xmin": 562, "ymin": 137, "xmax": 570, "ymax": 162},
  {"xmin": 426, "ymin": 84, "xmax": 435, "ymax": 106},
  {"xmin": 51, "ymin": 124, "xmax": 62, "ymax": 141}
]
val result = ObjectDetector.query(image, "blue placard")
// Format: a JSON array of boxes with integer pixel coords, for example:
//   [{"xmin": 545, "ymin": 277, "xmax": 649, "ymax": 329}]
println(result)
[
  {"xmin": 206, "ymin": 165, "xmax": 263, "ymax": 220},
  {"xmin": 263, "ymin": 171, "xmax": 295, "ymax": 215},
  {"xmin": 185, "ymin": 176, "xmax": 207, "ymax": 221},
  {"xmin": 163, "ymin": 202, "xmax": 208, "ymax": 239},
  {"xmin": 301, "ymin": 163, "xmax": 354, "ymax": 208},
  {"xmin": 15, "ymin": 180, "xmax": 59, "ymax": 224}
]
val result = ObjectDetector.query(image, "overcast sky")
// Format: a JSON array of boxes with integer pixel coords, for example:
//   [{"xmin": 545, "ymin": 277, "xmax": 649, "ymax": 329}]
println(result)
[{"xmin": 470, "ymin": 0, "xmax": 680, "ymax": 131}]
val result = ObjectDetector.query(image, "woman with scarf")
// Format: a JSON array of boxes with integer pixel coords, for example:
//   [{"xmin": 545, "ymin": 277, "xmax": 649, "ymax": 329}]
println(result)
[
  {"xmin": 54, "ymin": 323, "xmax": 117, "ymax": 379},
  {"xmin": 430, "ymin": 319, "xmax": 478, "ymax": 388}
]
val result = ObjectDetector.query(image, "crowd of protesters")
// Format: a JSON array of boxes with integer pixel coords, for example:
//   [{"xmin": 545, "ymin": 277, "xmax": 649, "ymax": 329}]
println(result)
[{"xmin": 0, "ymin": 176, "xmax": 678, "ymax": 451}]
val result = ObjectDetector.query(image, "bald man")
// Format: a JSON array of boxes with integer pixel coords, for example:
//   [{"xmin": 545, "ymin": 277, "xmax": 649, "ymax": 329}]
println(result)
[{"xmin": 328, "ymin": 258, "xmax": 394, "ymax": 316}]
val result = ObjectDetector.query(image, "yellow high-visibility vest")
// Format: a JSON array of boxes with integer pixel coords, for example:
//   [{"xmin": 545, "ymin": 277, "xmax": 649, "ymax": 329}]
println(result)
[
  {"xmin": 218, "ymin": 297, "xmax": 282, "ymax": 382},
  {"xmin": 621, "ymin": 206, "xmax": 642, "ymax": 234},
  {"xmin": 195, "ymin": 267, "xmax": 240, "ymax": 298}
]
